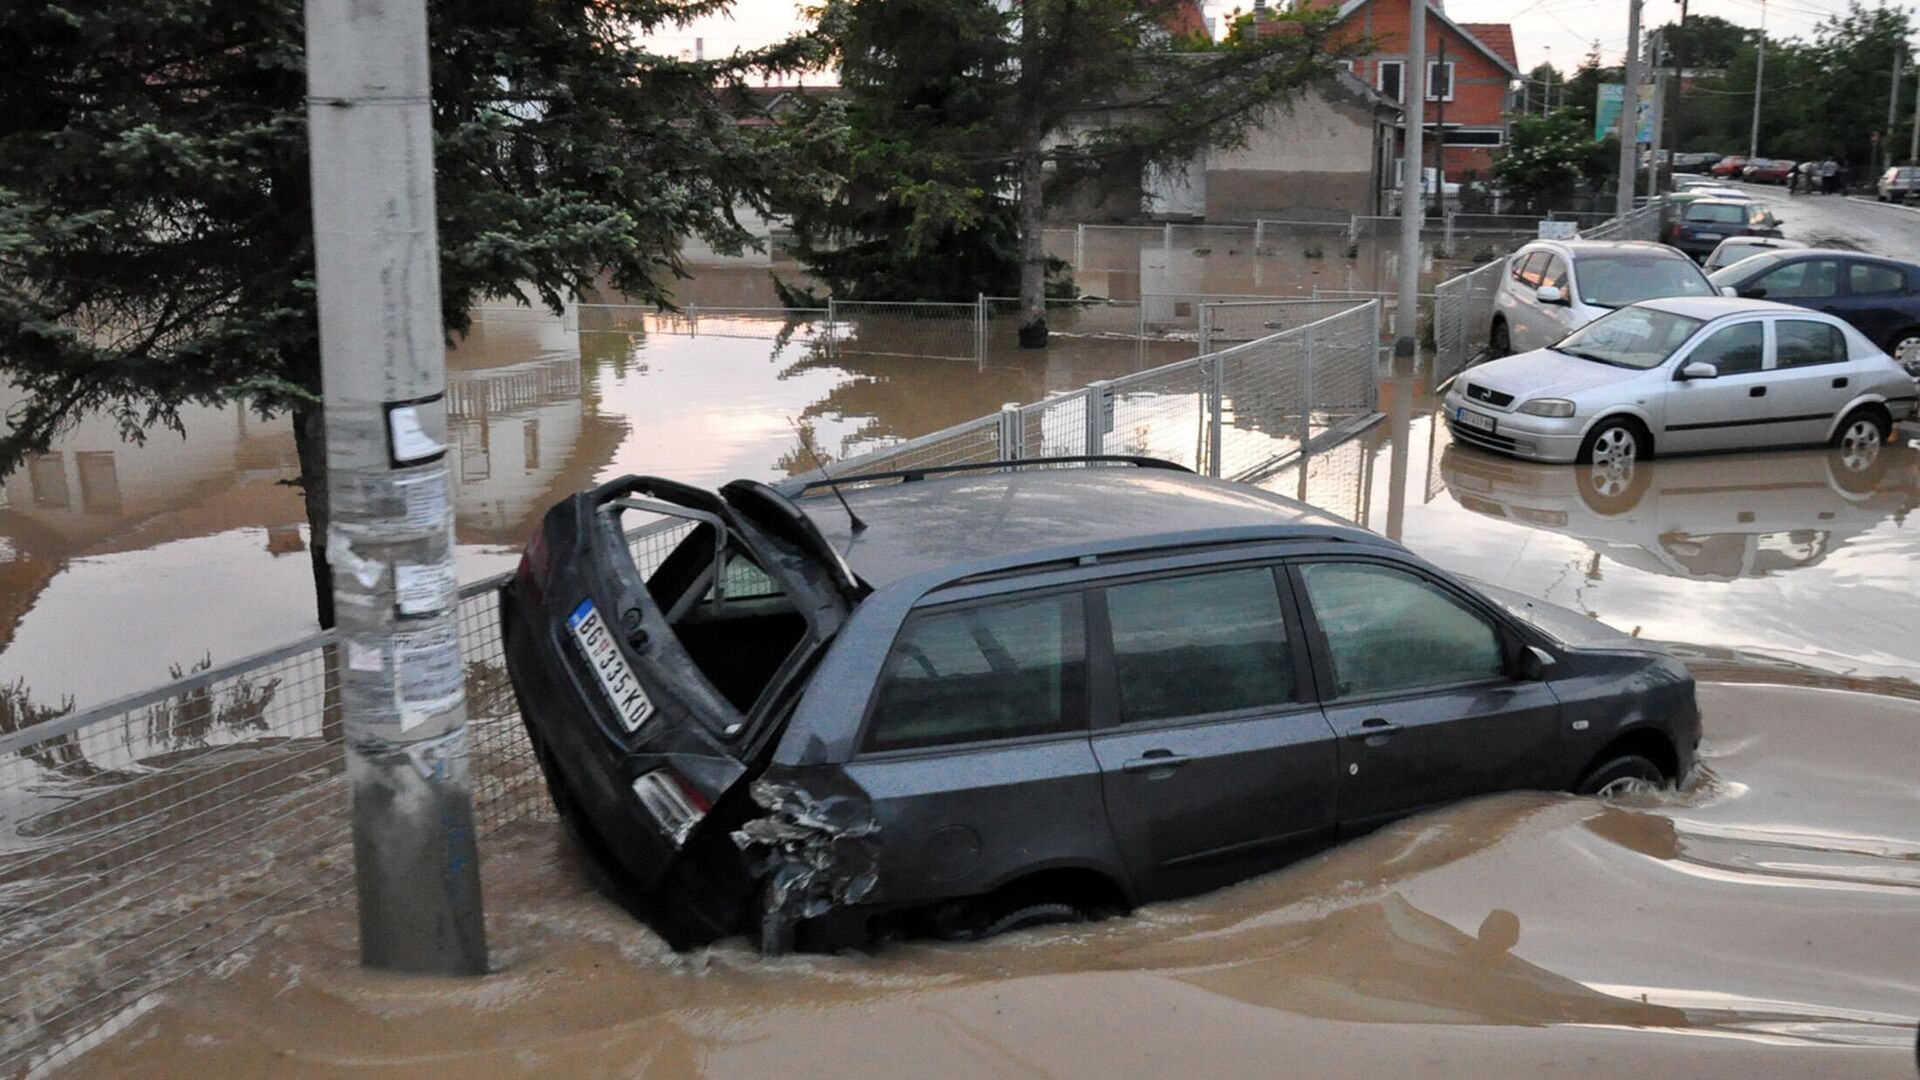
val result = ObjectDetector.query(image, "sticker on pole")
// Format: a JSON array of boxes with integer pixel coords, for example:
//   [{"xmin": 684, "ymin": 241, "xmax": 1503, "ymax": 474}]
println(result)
[
  {"xmin": 383, "ymin": 394, "xmax": 447, "ymax": 467},
  {"xmin": 393, "ymin": 622, "xmax": 464, "ymax": 731}
]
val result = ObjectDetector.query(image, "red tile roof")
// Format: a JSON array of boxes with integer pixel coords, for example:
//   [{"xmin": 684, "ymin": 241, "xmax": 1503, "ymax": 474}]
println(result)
[
  {"xmin": 1458, "ymin": 23, "xmax": 1519, "ymax": 73},
  {"xmin": 1163, "ymin": 0, "xmax": 1208, "ymax": 40}
]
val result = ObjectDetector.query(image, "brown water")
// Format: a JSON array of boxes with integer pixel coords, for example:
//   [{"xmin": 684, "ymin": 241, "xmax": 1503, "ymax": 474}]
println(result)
[{"xmin": 60, "ymin": 678, "xmax": 1920, "ymax": 1076}]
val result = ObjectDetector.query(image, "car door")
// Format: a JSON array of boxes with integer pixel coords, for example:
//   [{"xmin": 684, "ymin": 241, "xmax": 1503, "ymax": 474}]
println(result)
[
  {"xmin": 1829, "ymin": 259, "xmax": 1913, "ymax": 349},
  {"xmin": 1086, "ymin": 565, "xmax": 1339, "ymax": 898},
  {"xmin": 1740, "ymin": 256, "xmax": 1841, "ymax": 310},
  {"xmin": 1503, "ymin": 252, "xmax": 1549, "ymax": 350},
  {"xmin": 1660, "ymin": 319, "xmax": 1769, "ymax": 453},
  {"xmin": 1765, "ymin": 317, "xmax": 1856, "ymax": 446},
  {"xmin": 1536, "ymin": 253, "xmax": 1580, "ymax": 341},
  {"xmin": 1287, "ymin": 558, "xmax": 1561, "ymax": 831},
  {"xmin": 844, "ymin": 590, "xmax": 1120, "ymax": 906}
]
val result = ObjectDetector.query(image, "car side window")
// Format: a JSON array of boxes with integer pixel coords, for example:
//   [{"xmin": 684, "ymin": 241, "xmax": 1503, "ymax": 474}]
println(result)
[
  {"xmin": 1754, "ymin": 259, "xmax": 1840, "ymax": 300},
  {"xmin": 1103, "ymin": 567, "xmax": 1293, "ymax": 724},
  {"xmin": 1687, "ymin": 322, "xmax": 1764, "ymax": 376},
  {"xmin": 1539, "ymin": 255, "xmax": 1569, "ymax": 292},
  {"xmin": 1774, "ymin": 320, "xmax": 1849, "ymax": 368},
  {"xmin": 864, "ymin": 592, "xmax": 1084, "ymax": 753},
  {"xmin": 1849, "ymin": 262, "xmax": 1906, "ymax": 296},
  {"xmin": 1297, "ymin": 562, "xmax": 1506, "ymax": 699}
]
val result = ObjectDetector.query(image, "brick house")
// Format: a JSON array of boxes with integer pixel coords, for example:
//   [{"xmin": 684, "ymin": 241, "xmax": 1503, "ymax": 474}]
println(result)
[{"xmin": 1292, "ymin": 0, "xmax": 1520, "ymax": 180}]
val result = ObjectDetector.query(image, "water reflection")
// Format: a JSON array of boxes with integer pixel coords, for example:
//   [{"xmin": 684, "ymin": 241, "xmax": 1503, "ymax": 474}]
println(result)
[{"xmin": 1436, "ymin": 442, "xmax": 1920, "ymax": 581}]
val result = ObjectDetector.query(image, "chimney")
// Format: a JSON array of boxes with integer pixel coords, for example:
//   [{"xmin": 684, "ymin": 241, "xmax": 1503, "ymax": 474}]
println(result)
[{"xmin": 695, "ymin": 37, "xmax": 703, "ymax": 61}]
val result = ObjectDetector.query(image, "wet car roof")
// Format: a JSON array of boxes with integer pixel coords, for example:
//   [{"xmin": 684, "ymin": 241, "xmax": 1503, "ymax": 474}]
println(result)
[
  {"xmin": 1634, "ymin": 295, "xmax": 1810, "ymax": 319},
  {"xmin": 797, "ymin": 466, "xmax": 1375, "ymax": 588}
]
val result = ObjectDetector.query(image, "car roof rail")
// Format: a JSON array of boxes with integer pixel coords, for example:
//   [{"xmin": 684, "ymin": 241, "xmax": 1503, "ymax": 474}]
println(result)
[{"xmin": 793, "ymin": 455, "xmax": 1192, "ymax": 494}]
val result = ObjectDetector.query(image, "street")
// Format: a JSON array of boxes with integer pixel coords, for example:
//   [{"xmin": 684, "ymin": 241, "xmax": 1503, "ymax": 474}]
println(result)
[{"xmin": 1708, "ymin": 179, "xmax": 1920, "ymax": 258}]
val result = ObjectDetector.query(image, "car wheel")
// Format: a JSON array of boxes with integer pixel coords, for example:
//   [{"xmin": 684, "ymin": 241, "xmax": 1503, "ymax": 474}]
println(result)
[
  {"xmin": 1488, "ymin": 319, "xmax": 1511, "ymax": 359},
  {"xmin": 1577, "ymin": 416, "xmax": 1645, "ymax": 469},
  {"xmin": 1576, "ymin": 754, "xmax": 1667, "ymax": 797},
  {"xmin": 1884, "ymin": 330, "xmax": 1920, "ymax": 371},
  {"xmin": 1831, "ymin": 407, "xmax": 1890, "ymax": 457},
  {"xmin": 980, "ymin": 902, "xmax": 1084, "ymax": 939}
]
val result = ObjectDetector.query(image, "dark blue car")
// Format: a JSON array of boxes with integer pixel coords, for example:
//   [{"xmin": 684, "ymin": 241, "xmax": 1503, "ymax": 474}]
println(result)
[{"xmin": 1710, "ymin": 249, "xmax": 1920, "ymax": 376}]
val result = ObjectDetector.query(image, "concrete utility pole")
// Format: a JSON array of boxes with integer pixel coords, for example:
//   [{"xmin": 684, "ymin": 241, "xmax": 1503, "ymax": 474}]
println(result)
[
  {"xmin": 1748, "ymin": 0, "xmax": 1766, "ymax": 161},
  {"xmin": 1394, "ymin": 0, "xmax": 1427, "ymax": 357},
  {"xmin": 1648, "ymin": 29, "xmax": 1667, "ymax": 199},
  {"xmin": 1431, "ymin": 35, "xmax": 1448, "ymax": 219},
  {"xmin": 305, "ymin": 0, "xmax": 489, "ymax": 974},
  {"xmin": 1910, "ymin": 64, "xmax": 1920, "ymax": 165},
  {"xmin": 1885, "ymin": 43, "xmax": 1904, "ymax": 175},
  {"xmin": 1617, "ymin": 0, "xmax": 1644, "ymax": 219}
]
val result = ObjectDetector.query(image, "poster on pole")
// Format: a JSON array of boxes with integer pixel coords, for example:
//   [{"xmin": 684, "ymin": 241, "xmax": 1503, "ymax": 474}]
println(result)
[{"xmin": 1594, "ymin": 84, "xmax": 1656, "ymax": 143}]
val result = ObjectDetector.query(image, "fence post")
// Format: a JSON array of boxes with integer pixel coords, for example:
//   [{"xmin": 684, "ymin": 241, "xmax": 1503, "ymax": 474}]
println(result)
[
  {"xmin": 1443, "ymin": 212, "xmax": 1455, "ymax": 258},
  {"xmin": 975, "ymin": 292, "xmax": 987, "ymax": 366},
  {"xmin": 1198, "ymin": 302, "xmax": 1212, "ymax": 356},
  {"xmin": 1206, "ymin": 354, "xmax": 1224, "ymax": 478},
  {"xmin": 998, "ymin": 402, "xmax": 1024, "ymax": 462},
  {"xmin": 688, "ymin": 302, "xmax": 698, "ymax": 337},
  {"xmin": 1075, "ymin": 223, "xmax": 1085, "ymax": 270},
  {"xmin": 1084, "ymin": 381, "xmax": 1110, "ymax": 456},
  {"xmin": 1163, "ymin": 222, "xmax": 1173, "ymax": 249},
  {"xmin": 1300, "ymin": 321, "xmax": 1317, "ymax": 451},
  {"xmin": 1254, "ymin": 219, "xmax": 1265, "ymax": 252},
  {"xmin": 1137, "ymin": 297, "xmax": 1148, "ymax": 342},
  {"xmin": 1347, "ymin": 214, "xmax": 1359, "ymax": 245},
  {"xmin": 1367, "ymin": 301, "xmax": 1382, "ymax": 410}
]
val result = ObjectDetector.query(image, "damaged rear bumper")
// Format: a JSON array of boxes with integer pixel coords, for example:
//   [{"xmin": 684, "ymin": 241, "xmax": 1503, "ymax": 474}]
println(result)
[{"xmin": 730, "ymin": 773, "xmax": 882, "ymax": 954}]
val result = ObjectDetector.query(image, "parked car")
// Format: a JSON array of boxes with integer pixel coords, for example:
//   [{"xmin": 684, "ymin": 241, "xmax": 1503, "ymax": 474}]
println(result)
[
  {"xmin": 1877, "ymin": 166, "xmax": 1920, "ymax": 202},
  {"xmin": 1709, "ymin": 156, "xmax": 1751, "ymax": 178},
  {"xmin": 1742, "ymin": 159, "xmax": 1796, "ymax": 184},
  {"xmin": 1702, "ymin": 235, "xmax": 1807, "ymax": 272},
  {"xmin": 1708, "ymin": 249, "xmax": 1920, "ymax": 374},
  {"xmin": 499, "ymin": 460, "xmax": 1703, "ymax": 952},
  {"xmin": 1489, "ymin": 240, "xmax": 1715, "ymax": 357},
  {"xmin": 1669, "ymin": 198, "xmax": 1783, "ymax": 260},
  {"xmin": 1673, "ymin": 152, "xmax": 1724, "ymax": 173},
  {"xmin": 1444, "ymin": 297, "xmax": 1916, "ymax": 465}
]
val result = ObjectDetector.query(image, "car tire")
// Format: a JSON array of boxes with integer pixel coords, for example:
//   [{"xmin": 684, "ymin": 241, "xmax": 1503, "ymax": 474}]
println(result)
[
  {"xmin": 1883, "ymin": 329, "xmax": 1920, "ymax": 372},
  {"xmin": 1576, "ymin": 754, "xmax": 1667, "ymax": 797},
  {"xmin": 1576, "ymin": 416, "xmax": 1648, "ymax": 469},
  {"xmin": 980, "ymin": 902, "xmax": 1084, "ymax": 939},
  {"xmin": 1830, "ymin": 407, "xmax": 1890, "ymax": 455},
  {"xmin": 1488, "ymin": 319, "xmax": 1511, "ymax": 359}
]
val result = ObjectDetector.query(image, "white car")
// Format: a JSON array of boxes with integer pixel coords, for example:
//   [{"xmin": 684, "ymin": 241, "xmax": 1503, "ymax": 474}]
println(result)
[
  {"xmin": 1702, "ymin": 236, "xmax": 1807, "ymax": 272},
  {"xmin": 1489, "ymin": 240, "xmax": 1717, "ymax": 357},
  {"xmin": 1445, "ymin": 297, "xmax": 1918, "ymax": 465}
]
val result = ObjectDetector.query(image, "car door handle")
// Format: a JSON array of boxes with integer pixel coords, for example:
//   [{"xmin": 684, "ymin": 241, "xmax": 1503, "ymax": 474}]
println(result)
[
  {"xmin": 1749, "ymin": 386, "xmax": 1767, "ymax": 397},
  {"xmin": 1346, "ymin": 718, "xmax": 1404, "ymax": 741},
  {"xmin": 1832, "ymin": 377, "xmax": 1849, "ymax": 389},
  {"xmin": 1122, "ymin": 750, "xmax": 1191, "ymax": 774}
]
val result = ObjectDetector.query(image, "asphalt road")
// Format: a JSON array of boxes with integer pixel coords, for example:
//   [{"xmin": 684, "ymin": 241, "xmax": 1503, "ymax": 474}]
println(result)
[{"xmin": 1701, "ymin": 178, "xmax": 1920, "ymax": 258}]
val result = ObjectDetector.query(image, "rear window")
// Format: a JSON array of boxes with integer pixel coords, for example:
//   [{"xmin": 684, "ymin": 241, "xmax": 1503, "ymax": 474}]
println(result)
[
  {"xmin": 1849, "ymin": 262, "xmax": 1907, "ymax": 296},
  {"xmin": 1775, "ymin": 320, "xmax": 1849, "ymax": 368},
  {"xmin": 1573, "ymin": 254, "xmax": 1713, "ymax": 308},
  {"xmin": 864, "ymin": 593, "xmax": 1085, "ymax": 752},
  {"xmin": 1686, "ymin": 204, "xmax": 1747, "ymax": 224},
  {"xmin": 1104, "ymin": 568, "xmax": 1294, "ymax": 724}
]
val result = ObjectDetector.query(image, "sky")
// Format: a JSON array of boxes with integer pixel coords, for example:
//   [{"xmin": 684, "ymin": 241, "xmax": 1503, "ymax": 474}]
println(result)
[{"xmin": 640, "ymin": 0, "xmax": 1894, "ymax": 80}]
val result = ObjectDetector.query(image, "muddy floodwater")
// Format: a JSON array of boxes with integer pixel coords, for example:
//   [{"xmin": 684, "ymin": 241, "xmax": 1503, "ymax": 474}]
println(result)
[{"xmin": 64, "ymin": 679, "xmax": 1920, "ymax": 1077}]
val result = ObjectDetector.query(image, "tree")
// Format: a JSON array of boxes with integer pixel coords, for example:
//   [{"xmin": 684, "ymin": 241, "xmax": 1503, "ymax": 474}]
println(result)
[
  {"xmin": 783, "ymin": 0, "xmax": 1347, "ymax": 346},
  {"xmin": 1493, "ymin": 112, "xmax": 1616, "ymax": 213},
  {"xmin": 1, "ymin": 0, "xmax": 836, "ymax": 627}
]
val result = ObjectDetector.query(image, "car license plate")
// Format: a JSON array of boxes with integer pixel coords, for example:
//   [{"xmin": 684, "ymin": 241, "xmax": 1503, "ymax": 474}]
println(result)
[
  {"xmin": 568, "ymin": 599, "xmax": 654, "ymax": 733},
  {"xmin": 1455, "ymin": 407, "xmax": 1497, "ymax": 434}
]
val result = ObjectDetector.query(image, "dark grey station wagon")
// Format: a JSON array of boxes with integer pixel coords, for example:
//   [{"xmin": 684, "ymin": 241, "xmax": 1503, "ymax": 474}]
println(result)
[{"xmin": 500, "ymin": 458, "xmax": 1699, "ymax": 953}]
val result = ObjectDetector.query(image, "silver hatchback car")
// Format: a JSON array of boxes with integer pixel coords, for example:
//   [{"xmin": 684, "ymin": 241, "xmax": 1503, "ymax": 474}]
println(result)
[{"xmin": 1443, "ymin": 297, "xmax": 1918, "ymax": 465}]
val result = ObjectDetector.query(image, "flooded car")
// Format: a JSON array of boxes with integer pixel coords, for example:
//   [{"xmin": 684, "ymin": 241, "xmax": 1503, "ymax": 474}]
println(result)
[
  {"xmin": 499, "ymin": 459, "xmax": 1700, "ymax": 953},
  {"xmin": 1443, "ymin": 297, "xmax": 1918, "ymax": 466}
]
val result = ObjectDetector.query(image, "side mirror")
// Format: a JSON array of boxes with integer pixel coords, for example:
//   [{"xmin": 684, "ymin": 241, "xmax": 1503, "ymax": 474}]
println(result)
[
  {"xmin": 1719, "ymin": 285, "xmax": 1739, "ymax": 297},
  {"xmin": 1739, "ymin": 286, "xmax": 1766, "ymax": 299},
  {"xmin": 1535, "ymin": 285, "xmax": 1566, "ymax": 305},
  {"xmin": 1680, "ymin": 361, "xmax": 1719, "ymax": 380},
  {"xmin": 1518, "ymin": 645, "xmax": 1557, "ymax": 681}
]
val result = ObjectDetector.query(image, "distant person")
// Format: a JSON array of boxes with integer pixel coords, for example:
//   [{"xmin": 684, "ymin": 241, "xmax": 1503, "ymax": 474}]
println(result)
[
  {"xmin": 1839, "ymin": 161, "xmax": 1854, "ymax": 193},
  {"xmin": 1821, "ymin": 158, "xmax": 1840, "ymax": 194},
  {"xmin": 1788, "ymin": 163, "xmax": 1803, "ymax": 194}
]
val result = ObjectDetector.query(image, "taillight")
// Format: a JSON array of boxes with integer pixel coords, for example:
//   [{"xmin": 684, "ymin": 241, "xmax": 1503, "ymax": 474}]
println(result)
[
  {"xmin": 631, "ymin": 768, "xmax": 711, "ymax": 847},
  {"xmin": 516, "ymin": 528, "xmax": 551, "ymax": 604}
]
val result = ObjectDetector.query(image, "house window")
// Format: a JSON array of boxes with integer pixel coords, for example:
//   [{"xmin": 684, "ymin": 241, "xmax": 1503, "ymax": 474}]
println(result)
[
  {"xmin": 1442, "ymin": 127, "xmax": 1504, "ymax": 146},
  {"xmin": 1377, "ymin": 60, "xmax": 1404, "ymax": 102},
  {"xmin": 1427, "ymin": 61, "xmax": 1456, "ymax": 102}
]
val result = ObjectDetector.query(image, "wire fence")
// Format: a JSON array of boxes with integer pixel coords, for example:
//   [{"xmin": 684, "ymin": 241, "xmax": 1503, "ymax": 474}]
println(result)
[{"xmin": 0, "ymin": 300, "xmax": 1385, "ymax": 1074}]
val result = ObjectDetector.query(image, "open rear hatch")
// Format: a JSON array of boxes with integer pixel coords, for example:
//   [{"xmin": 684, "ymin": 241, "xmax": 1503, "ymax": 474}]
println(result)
[{"xmin": 501, "ymin": 475, "xmax": 858, "ymax": 935}]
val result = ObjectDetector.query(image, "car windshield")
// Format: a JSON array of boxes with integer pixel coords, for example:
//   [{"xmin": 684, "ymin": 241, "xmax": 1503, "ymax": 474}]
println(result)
[
  {"xmin": 1553, "ymin": 306, "xmax": 1705, "ymax": 369},
  {"xmin": 1574, "ymin": 254, "xmax": 1714, "ymax": 308},
  {"xmin": 1686, "ymin": 204, "xmax": 1748, "ymax": 224}
]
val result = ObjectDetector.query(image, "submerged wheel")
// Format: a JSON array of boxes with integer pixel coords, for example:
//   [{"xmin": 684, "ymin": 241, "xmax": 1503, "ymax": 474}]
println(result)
[
  {"xmin": 1489, "ymin": 320, "xmax": 1512, "ymax": 358},
  {"xmin": 1831, "ymin": 408, "xmax": 1890, "ymax": 457},
  {"xmin": 1576, "ymin": 754, "xmax": 1667, "ymax": 797},
  {"xmin": 980, "ymin": 902, "xmax": 1083, "ymax": 939}
]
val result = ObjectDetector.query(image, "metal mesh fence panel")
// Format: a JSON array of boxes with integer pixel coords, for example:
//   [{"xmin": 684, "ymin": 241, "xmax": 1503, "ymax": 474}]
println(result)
[
  {"xmin": 1431, "ymin": 258, "xmax": 1506, "ymax": 388},
  {"xmin": 826, "ymin": 414, "xmax": 1006, "ymax": 480},
  {"xmin": 1101, "ymin": 359, "xmax": 1208, "ymax": 470},
  {"xmin": 830, "ymin": 300, "xmax": 980, "ymax": 361},
  {"xmin": 1201, "ymin": 300, "xmax": 1360, "ymax": 352}
]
